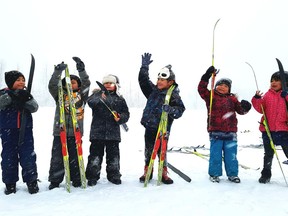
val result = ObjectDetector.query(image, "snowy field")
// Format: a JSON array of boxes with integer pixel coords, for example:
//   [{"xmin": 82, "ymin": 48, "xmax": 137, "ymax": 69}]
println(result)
[{"xmin": 0, "ymin": 107, "xmax": 288, "ymax": 216}]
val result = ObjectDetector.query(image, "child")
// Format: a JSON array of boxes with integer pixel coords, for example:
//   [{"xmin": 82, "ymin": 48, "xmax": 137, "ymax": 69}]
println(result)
[
  {"xmin": 252, "ymin": 71, "xmax": 288, "ymax": 183},
  {"xmin": 138, "ymin": 53, "xmax": 185, "ymax": 184},
  {"xmin": 85, "ymin": 74, "xmax": 129, "ymax": 185},
  {"xmin": 48, "ymin": 57, "xmax": 90, "ymax": 190},
  {"xmin": 198, "ymin": 66, "xmax": 251, "ymax": 183},
  {"xmin": 0, "ymin": 71, "xmax": 39, "ymax": 194}
]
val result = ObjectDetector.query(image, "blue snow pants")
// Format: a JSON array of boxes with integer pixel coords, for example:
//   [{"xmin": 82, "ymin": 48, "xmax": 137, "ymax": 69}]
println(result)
[
  {"xmin": 1, "ymin": 128, "xmax": 38, "ymax": 184},
  {"xmin": 208, "ymin": 132, "xmax": 238, "ymax": 177}
]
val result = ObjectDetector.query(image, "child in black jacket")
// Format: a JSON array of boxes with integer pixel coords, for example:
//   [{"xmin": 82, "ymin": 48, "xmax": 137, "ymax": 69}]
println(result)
[{"xmin": 85, "ymin": 74, "xmax": 129, "ymax": 186}]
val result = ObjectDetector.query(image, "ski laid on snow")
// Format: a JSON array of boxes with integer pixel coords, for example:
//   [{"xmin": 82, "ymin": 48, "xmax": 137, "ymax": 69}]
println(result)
[
  {"xmin": 144, "ymin": 85, "xmax": 175, "ymax": 187},
  {"xmin": 64, "ymin": 67, "xmax": 87, "ymax": 189}
]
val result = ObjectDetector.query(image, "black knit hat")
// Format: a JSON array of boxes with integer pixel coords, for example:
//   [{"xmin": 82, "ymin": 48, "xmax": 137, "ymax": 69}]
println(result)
[
  {"xmin": 5, "ymin": 70, "xmax": 25, "ymax": 89},
  {"xmin": 270, "ymin": 71, "xmax": 288, "ymax": 84},
  {"xmin": 62, "ymin": 75, "xmax": 81, "ymax": 88},
  {"xmin": 215, "ymin": 78, "xmax": 232, "ymax": 93}
]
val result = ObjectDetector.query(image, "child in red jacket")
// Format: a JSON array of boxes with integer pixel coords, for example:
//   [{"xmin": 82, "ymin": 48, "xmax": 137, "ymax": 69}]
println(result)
[{"xmin": 252, "ymin": 71, "xmax": 288, "ymax": 183}]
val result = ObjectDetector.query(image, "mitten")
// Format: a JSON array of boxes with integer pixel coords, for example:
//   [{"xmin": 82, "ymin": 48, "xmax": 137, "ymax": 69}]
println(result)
[
  {"xmin": 240, "ymin": 100, "xmax": 251, "ymax": 112},
  {"xmin": 201, "ymin": 66, "xmax": 216, "ymax": 82},
  {"xmin": 141, "ymin": 53, "xmax": 153, "ymax": 68},
  {"xmin": 72, "ymin": 56, "xmax": 85, "ymax": 72},
  {"xmin": 281, "ymin": 90, "xmax": 288, "ymax": 98},
  {"xmin": 55, "ymin": 62, "xmax": 67, "ymax": 71}
]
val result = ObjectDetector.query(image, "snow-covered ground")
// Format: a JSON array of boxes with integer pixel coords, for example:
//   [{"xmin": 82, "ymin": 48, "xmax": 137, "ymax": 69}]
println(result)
[{"xmin": 1, "ymin": 107, "xmax": 288, "ymax": 216}]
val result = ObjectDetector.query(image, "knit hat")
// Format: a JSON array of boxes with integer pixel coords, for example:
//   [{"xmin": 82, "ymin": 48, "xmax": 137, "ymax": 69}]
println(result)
[
  {"xmin": 102, "ymin": 74, "xmax": 121, "ymax": 96},
  {"xmin": 158, "ymin": 65, "xmax": 176, "ymax": 81},
  {"xmin": 215, "ymin": 78, "xmax": 232, "ymax": 93},
  {"xmin": 270, "ymin": 71, "xmax": 288, "ymax": 84},
  {"xmin": 5, "ymin": 70, "xmax": 25, "ymax": 89},
  {"xmin": 62, "ymin": 74, "xmax": 81, "ymax": 89}
]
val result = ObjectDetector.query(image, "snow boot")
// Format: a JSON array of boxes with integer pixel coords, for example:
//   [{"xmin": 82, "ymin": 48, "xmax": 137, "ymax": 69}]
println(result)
[
  {"xmin": 72, "ymin": 181, "xmax": 81, "ymax": 188},
  {"xmin": 259, "ymin": 169, "xmax": 271, "ymax": 184},
  {"xmin": 161, "ymin": 166, "xmax": 173, "ymax": 184},
  {"xmin": 139, "ymin": 166, "xmax": 153, "ymax": 183},
  {"xmin": 88, "ymin": 180, "xmax": 97, "ymax": 187},
  {"xmin": 27, "ymin": 180, "xmax": 39, "ymax": 194},
  {"xmin": 228, "ymin": 176, "xmax": 241, "ymax": 183},
  {"xmin": 4, "ymin": 183, "xmax": 16, "ymax": 195},
  {"xmin": 48, "ymin": 182, "xmax": 60, "ymax": 190},
  {"xmin": 209, "ymin": 176, "xmax": 220, "ymax": 183},
  {"xmin": 108, "ymin": 176, "xmax": 122, "ymax": 185}
]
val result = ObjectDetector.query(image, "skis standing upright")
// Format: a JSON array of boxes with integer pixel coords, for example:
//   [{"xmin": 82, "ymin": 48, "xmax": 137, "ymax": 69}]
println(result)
[
  {"xmin": 64, "ymin": 67, "xmax": 87, "ymax": 189},
  {"xmin": 58, "ymin": 76, "xmax": 71, "ymax": 192},
  {"xmin": 144, "ymin": 85, "xmax": 175, "ymax": 187},
  {"xmin": 18, "ymin": 54, "xmax": 35, "ymax": 146}
]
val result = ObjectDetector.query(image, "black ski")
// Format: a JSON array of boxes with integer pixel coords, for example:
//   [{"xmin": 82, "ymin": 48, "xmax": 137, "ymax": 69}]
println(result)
[
  {"xmin": 18, "ymin": 54, "xmax": 35, "ymax": 145},
  {"xmin": 276, "ymin": 58, "xmax": 288, "ymax": 111},
  {"xmin": 96, "ymin": 81, "xmax": 129, "ymax": 132},
  {"xmin": 167, "ymin": 163, "xmax": 192, "ymax": 183}
]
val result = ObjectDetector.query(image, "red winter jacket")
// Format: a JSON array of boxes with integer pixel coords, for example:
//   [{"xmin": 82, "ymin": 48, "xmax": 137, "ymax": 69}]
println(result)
[
  {"xmin": 198, "ymin": 80, "xmax": 247, "ymax": 132},
  {"xmin": 252, "ymin": 88, "xmax": 288, "ymax": 132}
]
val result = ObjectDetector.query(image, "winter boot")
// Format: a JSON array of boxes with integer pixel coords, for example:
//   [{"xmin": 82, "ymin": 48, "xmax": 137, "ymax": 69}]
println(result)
[
  {"xmin": 4, "ymin": 183, "xmax": 16, "ymax": 195},
  {"xmin": 72, "ymin": 181, "xmax": 81, "ymax": 188},
  {"xmin": 161, "ymin": 166, "xmax": 173, "ymax": 184},
  {"xmin": 108, "ymin": 176, "xmax": 122, "ymax": 185},
  {"xmin": 259, "ymin": 169, "xmax": 271, "ymax": 184},
  {"xmin": 27, "ymin": 180, "xmax": 39, "ymax": 194},
  {"xmin": 139, "ymin": 166, "xmax": 153, "ymax": 183},
  {"xmin": 209, "ymin": 176, "xmax": 220, "ymax": 183},
  {"xmin": 88, "ymin": 180, "xmax": 97, "ymax": 187},
  {"xmin": 228, "ymin": 176, "xmax": 241, "ymax": 183},
  {"xmin": 48, "ymin": 182, "xmax": 60, "ymax": 190}
]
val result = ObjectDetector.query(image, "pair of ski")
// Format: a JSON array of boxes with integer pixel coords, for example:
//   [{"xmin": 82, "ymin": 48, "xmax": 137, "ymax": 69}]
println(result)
[
  {"xmin": 144, "ymin": 85, "xmax": 191, "ymax": 186},
  {"xmin": 58, "ymin": 67, "xmax": 86, "ymax": 192}
]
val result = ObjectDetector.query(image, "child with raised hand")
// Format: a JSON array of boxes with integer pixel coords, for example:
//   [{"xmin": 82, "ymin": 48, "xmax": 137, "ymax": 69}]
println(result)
[
  {"xmin": 138, "ymin": 53, "xmax": 185, "ymax": 184},
  {"xmin": 0, "ymin": 71, "xmax": 39, "ymax": 194},
  {"xmin": 252, "ymin": 71, "xmax": 288, "ymax": 184},
  {"xmin": 48, "ymin": 57, "xmax": 90, "ymax": 190},
  {"xmin": 198, "ymin": 66, "xmax": 251, "ymax": 183},
  {"xmin": 85, "ymin": 74, "xmax": 129, "ymax": 186}
]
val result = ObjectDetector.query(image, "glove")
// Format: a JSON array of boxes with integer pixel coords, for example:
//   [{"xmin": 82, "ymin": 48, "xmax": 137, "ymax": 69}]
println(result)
[
  {"xmin": 141, "ymin": 53, "xmax": 153, "ymax": 68},
  {"xmin": 281, "ymin": 90, "xmax": 288, "ymax": 98},
  {"xmin": 72, "ymin": 56, "xmax": 85, "ymax": 72},
  {"xmin": 240, "ymin": 100, "xmax": 251, "ymax": 112},
  {"xmin": 162, "ymin": 104, "xmax": 172, "ymax": 113},
  {"xmin": 8, "ymin": 89, "xmax": 32, "ymax": 109},
  {"xmin": 201, "ymin": 66, "xmax": 216, "ymax": 82},
  {"xmin": 55, "ymin": 62, "xmax": 67, "ymax": 71}
]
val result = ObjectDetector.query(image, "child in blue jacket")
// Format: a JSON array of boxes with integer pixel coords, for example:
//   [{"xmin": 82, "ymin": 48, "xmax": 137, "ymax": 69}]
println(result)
[{"xmin": 0, "ymin": 71, "xmax": 39, "ymax": 194}]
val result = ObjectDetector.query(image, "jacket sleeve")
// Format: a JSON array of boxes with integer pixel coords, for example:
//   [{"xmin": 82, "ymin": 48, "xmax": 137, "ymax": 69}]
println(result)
[
  {"xmin": 168, "ymin": 89, "xmax": 186, "ymax": 119},
  {"xmin": 138, "ymin": 66, "xmax": 155, "ymax": 99},
  {"xmin": 198, "ymin": 80, "xmax": 210, "ymax": 104},
  {"xmin": 78, "ymin": 69, "xmax": 91, "ymax": 103},
  {"xmin": 0, "ymin": 92, "xmax": 12, "ymax": 110},
  {"xmin": 48, "ymin": 68, "xmax": 62, "ymax": 101},
  {"xmin": 116, "ymin": 97, "xmax": 130, "ymax": 125},
  {"xmin": 24, "ymin": 98, "xmax": 39, "ymax": 113},
  {"xmin": 87, "ymin": 91, "xmax": 101, "ymax": 108},
  {"xmin": 251, "ymin": 96, "xmax": 264, "ymax": 114}
]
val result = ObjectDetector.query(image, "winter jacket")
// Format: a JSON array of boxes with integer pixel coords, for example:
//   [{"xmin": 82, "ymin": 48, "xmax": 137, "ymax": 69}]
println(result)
[
  {"xmin": 0, "ymin": 88, "xmax": 38, "ymax": 129},
  {"xmin": 48, "ymin": 68, "xmax": 90, "ymax": 136},
  {"xmin": 138, "ymin": 66, "xmax": 185, "ymax": 131},
  {"xmin": 252, "ymin": 88, "xmax": 288, "ymax": 132},
  {"xmin": 198, "ymin": 80, "xmax": 247, "ymax": 132},
  {"xmin": 88, "ymin": 89, "xmax": 129, "ymax": 142}
]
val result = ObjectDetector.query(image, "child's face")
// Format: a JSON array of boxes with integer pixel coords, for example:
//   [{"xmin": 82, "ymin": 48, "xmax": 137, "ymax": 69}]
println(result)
[
  {"xmin": 270, "ymin": 79, "xmax": 282, "ymax": 92},
  {"xmin": 156, "ymin": 79, "xmax": 174, "ymax": 90},
  {"xmin": 71, "ymin": 79, "xmax": 79, "ymax": 90},
  {"xmin": 103, "ymin": 82, "xmax": 116, "ymax": 91},
  {"xmin": 215, "ymin": 84, "xmax": 229, "ymax": 94},
  {"xmin": 12, "ymin": 76, "xmax": 25, "ymax": 90}
]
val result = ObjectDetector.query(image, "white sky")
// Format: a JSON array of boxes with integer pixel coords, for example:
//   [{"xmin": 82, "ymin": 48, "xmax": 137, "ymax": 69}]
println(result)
[{"xmin": 1, "ymin": 0, "xmax": 288, "ymax": 108}]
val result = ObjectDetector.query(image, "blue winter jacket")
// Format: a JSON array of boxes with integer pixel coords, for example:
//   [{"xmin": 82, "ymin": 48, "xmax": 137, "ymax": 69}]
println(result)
[
  {"xmin": 0, "ymin": 88, "xmax": 38, "ymax": 129},
  {"xmin": 138, "ymin": 66, "xmax": 185, "ymax": 131}
]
